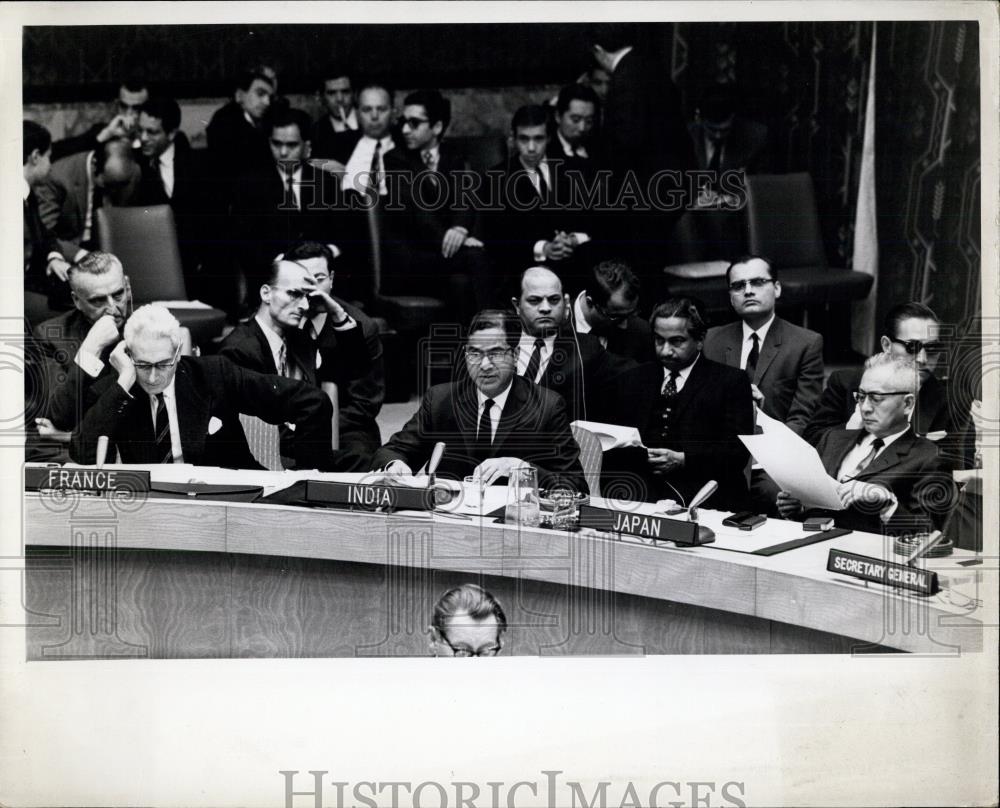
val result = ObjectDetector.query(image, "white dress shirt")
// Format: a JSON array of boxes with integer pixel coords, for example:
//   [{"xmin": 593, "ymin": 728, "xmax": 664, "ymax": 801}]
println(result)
[
  {"xmin": 557, "ymin": 131, "xmax": 588, "ymax": 159},
  {"xmin": 662, "ymin": 354, "xmax": 699, "ymax": 395},
  {"xmin": 157, "ymin": 142, "xmax": 176, "ymax": 198},
  {"xmin": 836, "ymin": 427, "xmax": 907, "ymax": 483},
  {"xmin": 342, "ymin": 134, "xmax": 395, "ymax": 196},
  {"xmin": 329, "ymin": 108, "xmax": 358, "ymax": 133},
  {"xmin": 516, "ymin": 332, "xmax": 556, "ymax": 383},
  {"xmin": 740, "ymin": 314, "xmax": 775, "ymax": 371},
  {"xmin": 255, "ymin": 313, "xmax": 314, "ymax": 379},
  {"xmin": 277, "ymin": 165, "xmax": 303, "ymax": 210},
  {"xmin": 476, "ymin": 381, "xmax": 513, "ymax": 443},
  {"xmin": 147, "ymin": 377, "xmax": 184, "ymax": 463}
]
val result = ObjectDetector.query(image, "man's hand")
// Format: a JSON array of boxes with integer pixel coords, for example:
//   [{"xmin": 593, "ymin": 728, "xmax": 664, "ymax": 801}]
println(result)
[
  {"xmin": 441, "ymin": 226, "xmax": 469, "ymax": 258},
  {"xmin": 383, "ymin": 459, "xmax": 414, "ymax": 479},
  {"xmin": 307, "ymin": 290, "xmax": 349, "ymax": 323},
  {"xmin": 80, "ymin": 314, "xmax": 121, "ymax": 356},
  {"xmin": 46, "ymin": 257, "xmax": 70, "ymax": 282},
  {"xmin": 474, "ymin": 457, "xmax": 525, "ymax": 485},
  {"xmin": 34, "ymin": 417, "xmax": 72, "ymax": 443},
  {"xmin": 647, "ymin": 448, "xmax": 684, "ymax": 474},
  {"xmin": 542, "ymin": 236, "xmax": 573, "ymax": 262},
  {"xmin": 109, "ymin": 341, "xmax": 136, "ymax": 392},
  {"xmin": 592, "ymin": 43, "xmax": 616, "ymax": 73},
  {"xmin": 776, "ymin": 491, "xmax": 804, "ymax": 519},
  {"xmin": 308, "ymin": 158, "xmax": 347, "ymax": 177},
  {"xmin": 837, "ymin": 480, "xmax": 893, "ymax": 511},
  {"xmin": 750, "ymin": 384, "xmax": 765, "ymax": 407},
  {"xmin": 97, "ymin": 114, "xmax": 132, "ymax": 144}
]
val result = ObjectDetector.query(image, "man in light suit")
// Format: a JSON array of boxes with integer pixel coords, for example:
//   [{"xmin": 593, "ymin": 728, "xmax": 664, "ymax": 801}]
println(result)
[
  {"xmin": 70, "ymin": 304, "xmax": 362, "ymax": 471},
  {"xmin": 373, "ymin": 310, "xmax": 586, "ymax": 492},
  {"xmin": 777, "ymin": 354, "xmax": 954, "ymax": 535}
]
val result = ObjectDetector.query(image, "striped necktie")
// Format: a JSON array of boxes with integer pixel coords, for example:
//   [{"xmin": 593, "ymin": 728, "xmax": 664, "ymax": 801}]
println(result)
[{"xmin": 154, "ymin": 393, "xmax": 173, "ymax": 463}]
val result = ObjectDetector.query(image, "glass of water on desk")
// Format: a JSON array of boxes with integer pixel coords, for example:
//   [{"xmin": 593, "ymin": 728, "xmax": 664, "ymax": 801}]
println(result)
[
  {"xmin": 504, "ymin": 466, "xmax": 540, "ymax": 527},
  {"xmin": 462, "ymin": 474, "xmax": 486, "ymax": 512}
]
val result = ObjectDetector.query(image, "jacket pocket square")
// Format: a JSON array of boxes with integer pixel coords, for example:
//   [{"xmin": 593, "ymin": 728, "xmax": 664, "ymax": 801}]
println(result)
[{"xmin": 208, "ymin": 416, "xmax": 223, "ymax": 435}]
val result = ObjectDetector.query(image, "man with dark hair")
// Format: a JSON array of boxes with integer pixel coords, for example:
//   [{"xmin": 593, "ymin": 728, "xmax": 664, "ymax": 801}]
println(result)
[
  {"xmin": 602, "ymin": 297, "xmax": 754, "ymax": 510},
  {"xmin": 50, "ymin": 76, "xmax": 150, "ymax": 161},
  {"xmin": 373, "ymin": 309, "xmax": 586, "ymax": 492},
  {"xmin": 550, "ymin": 84, "xmax": 600, "ymax": 167},
  {"xmin": 313, "ymin": 80, "xmax": 396, "ymax": 174},
  {"xmin": 381, "ymin": 88, "xmax": 489, "ymax": 321},
  {"xmin": 570, "ymin": 259, "xmax": 653, "ymax": 362},
  {"xmin": 429, "ymin": 584, "xmax": 507, "ymax": 657},
  {"xmin": 206, "ymin": 68, "xmax": 276, "ymax": 182},
  {"xmin": 311, "ymin": 68, "xmax": 358, "ymax": 162},
  {"xmin": 804, "ymin": 301, "xmax": 960, "ymax": 463},
  {"xmin": 689, "ymin": 84, "xmax": 769, "ymax": 176}
]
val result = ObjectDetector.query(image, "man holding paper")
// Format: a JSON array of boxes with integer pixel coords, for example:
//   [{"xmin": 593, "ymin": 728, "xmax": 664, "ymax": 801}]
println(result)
[{"xmin": 776, "ymin": 354, "xmax": 953, "ymax": 535}]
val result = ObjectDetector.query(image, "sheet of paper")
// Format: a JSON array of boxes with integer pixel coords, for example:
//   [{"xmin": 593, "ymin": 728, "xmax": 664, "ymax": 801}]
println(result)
[
  {"xmin": 154, "ymin": 299, "xmax": 213, "ymax": 309},
  {"xmin": 571, "ymin": 420, "xmax": 645, "ymax": 450},
  {"xmin": 740, "ymin": 431, "xmax": 844, "ymax": 511}
]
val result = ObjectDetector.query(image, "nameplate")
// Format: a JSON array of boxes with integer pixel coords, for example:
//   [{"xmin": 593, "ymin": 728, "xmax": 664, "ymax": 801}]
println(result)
[
  {"xmin": 827, "ymin": 549, "xmax": 939, "ymax": 595},
  {"xmin": 263, "ymin": 479, "xmax": 435, "ymax": 512},
  {"xmin": 578, "ymin": 504, "xmax": 713, "ymax": 546},
  {"xmin": 24, "ymin": 466, "xmax": 150, "ymax": 494}
]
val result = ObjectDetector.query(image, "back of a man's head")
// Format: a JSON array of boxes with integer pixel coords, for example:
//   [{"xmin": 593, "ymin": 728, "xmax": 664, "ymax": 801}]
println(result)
[
  {"xmin": 23, "ymin": 120, "xmax": 51, "ymax": 165},
  {"xmin": 589, "ymin": 260, "xmax": 639, "ymax": 307}
]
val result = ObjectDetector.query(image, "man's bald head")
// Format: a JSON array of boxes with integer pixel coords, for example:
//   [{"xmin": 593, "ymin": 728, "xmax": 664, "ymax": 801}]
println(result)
[{"xmin": 513, "ymin": 267, "xmax": 568, "ymax": 337}]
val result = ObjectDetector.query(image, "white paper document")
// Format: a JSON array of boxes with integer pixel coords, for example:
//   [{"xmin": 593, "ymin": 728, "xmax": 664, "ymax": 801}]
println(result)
[
  {"xmin": 154, "ymin": 300, "xmax": 213, "ymax": 309},
  {"xmin": 571, "ymin": 420, "xmax": 645, "ymax": 451},
  {"xmin": 741, "ymin": 414, "xmax": 844, "ymax": 510}
]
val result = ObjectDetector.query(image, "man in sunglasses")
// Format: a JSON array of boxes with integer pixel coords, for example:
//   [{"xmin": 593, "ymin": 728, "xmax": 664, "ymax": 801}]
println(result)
[
  {"xmin": 373, "ymin": 309, "xmax": 586, "ymax": 492},
  {"xmin": 70, "ymin": 304, "xmax": 360, "ymax": 471},
  {"xmin": 570, "ymin": 259, "xmax": 654, "ymax": 362},
  {"xmin": 804, "ymin": 302, "xmax": 960, "ymax": 465},
  {"xmin": 777, "ymin": 354, "xmax": 953, "ymax": 535}
]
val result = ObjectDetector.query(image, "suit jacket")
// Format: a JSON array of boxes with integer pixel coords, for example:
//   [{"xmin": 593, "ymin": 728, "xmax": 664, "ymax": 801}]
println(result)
[
  {"xmin": 804, "ymin": 367, "xmax": 956, "ymax": 448},
  {"xmin": 205, "ymin": 101, "xmax": 272, "ymax": 182},
  {"xmin": 569, "ymin": 308, "xmax": 655, "ymax": 364},
  {"xmin": 69, "ymin": 355, "xmax": 360, "ymax": 471},
  {"xmin": 24, "ymin": 188, "xmax": 70, "ymax": 296},
  {"xmin": 311, "ymin": 117, "xmax": 361, "ymax": 162},
  {"xmin": 689, "ymin": 118, "xmax": 770, "ymax": 174},
  {"xmin": 809, "ymin": 428, "xmax": 954, "ymax": 535},
  {"xmin": 602, "ymin": 356, "xmax": 754, "ymax": 510},
  {"xmin": 703, "ymin": 317, "xmax": 824, "ymax": 435},
  {"xmin": 371, "ymin": 374, "xmax": 587, "ymax": 492}
]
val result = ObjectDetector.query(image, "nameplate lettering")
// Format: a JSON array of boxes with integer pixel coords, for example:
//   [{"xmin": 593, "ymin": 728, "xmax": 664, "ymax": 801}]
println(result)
[
  {"xmin": 827, "ymin": 549, "xmax": 939, "ymax": 595},
  {"xmin": 302, "ymin": 480, "xmax": 434, "ymax": 512},
  {"xmin": 578, "ymin": 504, "xmax": 709, "ymax": 545},
  {"xmin": 25, "ymin": 466, "xmax": 150, "ymax": 494}
]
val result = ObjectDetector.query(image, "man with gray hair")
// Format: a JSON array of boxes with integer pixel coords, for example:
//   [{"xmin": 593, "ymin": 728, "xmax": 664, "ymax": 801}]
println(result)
[
  {"xmin": 70, "ymin": 304, "xmax": 359, "ymax": 470},
  {"xmin": 777, "ymin": 353, "xmax": 954, "ymax": 535}
]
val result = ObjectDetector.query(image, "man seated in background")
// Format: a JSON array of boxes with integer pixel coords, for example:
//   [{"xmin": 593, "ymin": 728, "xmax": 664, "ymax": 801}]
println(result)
[
  {"xmin": 220, "ymin": 257, "xmax": 372, "ymax": 460},
  {"xmin": 373, "ymin": 309, "xmax": 586, "ymax": 492},
  {"xmin": 688, "ymin": 83, "xmax": 769, "ymax": 179},
  {"xmin": 804, "ymin": 302, "xmax": 964, "ymax": 466},
  {"xmin": 511, "ymin": 267, "xmax": 635, "ymax": 423},
  {"xmin": 429, "ymin": 584, "xmax": 507, "ymax": 658},
  {"xmin": 570, "ymin": 259, "xmax": 654, "ymax": 362},
  {"xmin": 778, "ymin": 354, "xmax": 954, "ymax": 535},
  {"xmin": 284, "ymin": 241, "xmax": 385, "ymax": 454},
  {"xmin": 602, "ymin": 297, "xmax": 754, "ymax": 511},
  {"xmin": 71, "ymin": 304, "xmax": 363, "ymax": 471},
  {"xmin": 382, "ymin": 88, "xmax": 489, "ymax": 322},
  {"xmin": 312, "ymin": 66, "xmax": 358, "ymax": 158},
  {"xmin": 703, "ymin": 255, "xmax": 823, "ymax": 512},
  {"xmin": 548, "ymin": 84, "xmax": 601, "ymax": 173},
  {"xmin": 50, "ymin": 76, "xmax": 149, "ymax": 161}
]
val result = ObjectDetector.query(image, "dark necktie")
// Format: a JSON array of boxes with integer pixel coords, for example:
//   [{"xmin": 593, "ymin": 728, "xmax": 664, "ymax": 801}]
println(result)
[
  {"xmin": 369, "ymin": 141, "xmax": 382, "ymax": 200},
  {"xmin": 149, "ymin": 156, "xmax": 167, "ymax": 200},
  {"xmin": 536, "ymin": 168, "xmax": 548, "ymax": 201},
  {"xmin": 475, "ymin": 398, "xmax": 495, "ymax": 460},
  {"xmin": 285, "ymin": 171, "xmax": 299, "ymax": 210},
  {"xmin": 522, "ymin": 338, "xmax": 544, "ymax": 382},
  {"xmin": 154, "ymin": 393, "xmax": 173, "ymax": 464},
  {"xmin": 745, "ymin": 332, "xmax": 760, "ymax": 380},
  {"xmin": 850, "ymin": 437, "xmax": 885, "ymax": 478},
  {"xmin": 277, "ymin": 342, "xmax": 290, "ymax": 377},
  {"xmin": 658, "ymin": 370, "xmax": 680, "ymax": 441}
]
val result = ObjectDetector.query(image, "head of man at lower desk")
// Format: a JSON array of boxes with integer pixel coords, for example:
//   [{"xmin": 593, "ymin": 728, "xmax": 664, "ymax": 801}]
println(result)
[
  {"xmin": 429, "ymin": 583, "xmax": 507, "ymax": 657},
  {"xmin": 372, "ymin": 310, "xmax": 587, "ymax": 492}
]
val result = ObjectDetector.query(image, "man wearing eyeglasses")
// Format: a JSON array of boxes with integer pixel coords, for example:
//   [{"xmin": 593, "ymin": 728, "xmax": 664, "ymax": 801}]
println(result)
[
  {"xmin": 70, "ymin": 304, "xmax": 359, "ymax": 471},
  {"xmin": 429, "ymin": 584, "xmax": 507, "ymax": 658},
  {"xmin": 571, "ymin": 259, "xmax": 654, "ymax": 362},
  {"xmin": 777, "ymin": 354, "xmax": 953, "ymax": 535},
  {"xmin": 373, "ymin": 309, "xmax": 586, "ymax": 492},
  {"xmin": 804, "ymin": 302, "xmax": 961, "ymax": 465}
]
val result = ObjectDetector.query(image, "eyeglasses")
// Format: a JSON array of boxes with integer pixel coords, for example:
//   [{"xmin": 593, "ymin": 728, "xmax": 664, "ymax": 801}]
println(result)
[
  {"xmin": 440, "ymin": 635, "xmax": 501, "ymax": 658},
  {"xmin": 401, "ymin": 116, "xmax": 430, "ymax": 129},
  {"xmin": 888, "ymin": 336, "xmax": 945, "ymax": 356},
  {"xmin": 728, "ymin": 278, "xmax": 775, "ymax": 293},
  {"xmin": 129, "ymin": 345, "xmax": 181, "ymax": 373},
  {"xmin": 465, "ymin": 347, "xmax": 513, "ymax": 363},
  {"xmin": 853, "ymin": 390, "xmax": 912, "ymax": 405}
]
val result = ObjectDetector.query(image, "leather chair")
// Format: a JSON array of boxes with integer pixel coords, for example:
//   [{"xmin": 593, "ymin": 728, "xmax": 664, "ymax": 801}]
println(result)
[
  {"xmin": 571, "ymin": 424, "xmax": 604, "ymax": 498},
  {"xmin": 96, "ymin": 205, "xmax": 227, "ymax": 346}
]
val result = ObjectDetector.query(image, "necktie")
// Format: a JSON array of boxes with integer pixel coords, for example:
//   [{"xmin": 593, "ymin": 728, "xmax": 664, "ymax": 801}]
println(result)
[
  {"xmin": 659, "ymin": 371, "xmax": 680, "ymax": 440},
  {"xmin": 149, "ymin": 156, "xmax": 167, "ymax": 200},
  {"xmin": 277, "ymin": 342, "xmax": 289, "ymax": 377},
  {"xmin": 422, "ymin": 149, "xmax": 437, "ymax": 172},
  {"xmin": 478, "ymin": 399, "xmax": 495, "ymax": 444},
  {"xmin": 285, "ymin": 171, "xmax": 298, "ymax": 210},
  {"xmin": 745, "ymin": 332, "xmax": 760, "ymax": 380},
  {"xmin": 535, "ymin": 168, "xmax": 548, "ymax": 201},
  {"xmin": 369, "ymin": 141, "xmax": 382, "ymax": 199},
  {"xmin": 850, "ymin": 437, "xmax": 885, "ymax": 479},
  {"xmin": 522, "ymin": 338, "xmax": 544, "ymax": 382},
  {"xmin": 154, "ymin": 393, "xmax": 173, "ymax": 464}
]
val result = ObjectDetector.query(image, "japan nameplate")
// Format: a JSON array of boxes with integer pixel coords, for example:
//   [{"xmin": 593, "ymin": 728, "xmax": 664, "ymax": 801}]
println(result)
[{"xmin": 578, "ymin": 504, "xmax": 711, "ymax": 545}]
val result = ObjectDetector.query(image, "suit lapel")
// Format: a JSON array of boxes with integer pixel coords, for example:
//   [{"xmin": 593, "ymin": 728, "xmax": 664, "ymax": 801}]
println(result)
[
  {"xmin": 719, "ymin": 322, "xmax": 742, "ymax": 369},
  {"xmin": 490, "ymin": 378, "xmax": 529, "ymax": 454},
  {"xmin": 667, "ymin": 355, "xmax": 708, "ymax": 423},
  {"xmin": 174, "ymin": 360, "xmax": 210, "ymax": 465},
  {"xmin": 825, "ymin": 429, "xmax": 865, "ymax": 477},
  {"xmin": 250, "ymin": 320, "xmax": 279, "ymax": 375},
  {"xmin": 452, "ymin": 381, "xmax": 482, "ymax": 459},
  {"xmin": 754, "ymin": 317, "xmax": 783, "ymax": 383},
  {"xmin": 856, "ymin": 430, "xmax": 915, "ymax": 479}
]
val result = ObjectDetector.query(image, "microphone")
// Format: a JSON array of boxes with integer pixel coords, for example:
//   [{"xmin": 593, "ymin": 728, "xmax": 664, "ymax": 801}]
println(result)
[
  {"xmin": 95, "ymin": 436, "xmax": 109, "ymax": 470},
  {"xmin": 427, "ymin": 441, "xmax": 446, "ymax": 481},
  {"xmin": 687, "ymin": 480, "xmax": 718, "ymax": 522},
  {"xmin": 906, "ymin": 530, "xmax": 944, "ymax": 566}
]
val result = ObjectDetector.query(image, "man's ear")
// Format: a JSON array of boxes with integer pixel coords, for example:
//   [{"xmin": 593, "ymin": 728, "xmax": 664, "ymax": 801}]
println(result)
[
  {"xmin": 563, "ymin": 293, "xmax": 571, "ymax": 319},
  {"xmin": 773, "ymin": 280, "xmax": 782, "ymax": 300},
  {"xmin": 879, "ymin": 335, "xmax": 891, "ymax": 353},
  {"xmin": 260, "ymin": 284, "xmax": 272, "ymax": 304},
  {"xmin": 303, "ymin": 139, "xmax": 312, "ymax": 161},
  {"xmin": 27, "ymin": 148, "xmax": 41, "ymax": 167},
  {"xmin": 431, "ymin": 121, "xmax": 444, "ymax": 140},
  {"xmin": 510, "ymin": 296, "xmax": 519, "ymax": 314}
]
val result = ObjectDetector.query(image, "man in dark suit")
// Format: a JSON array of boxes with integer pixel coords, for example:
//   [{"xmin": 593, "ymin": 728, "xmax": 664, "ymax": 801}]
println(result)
[
  {"xmin": 688, "ymin": 84, "xmax": 770, "ymax": 177},
  {"xmin": 570, "ymin": 259, "xmax": 654, "ymax": 363},
  {"xmin": 382, "ymin": 89, "xmax": 490, "ymax": 320},
  {"xmin": 512, "ymin": 267, "xmax": 635, "ymax": 423},
  {"xmin": 23, "ymin": 120, "xmax": 73, "ymax": 321},
  {"xmin": 311, "ymin": 66, "xmax": 358, "ymax": 159},
  {"xmin": 373, "ymin": 310, "xmax": 586, "ymax": 492},
  {"xmin": 205, "ymin": 68, "xmax": 276, "ymax": 185},
  {"xmin": 70, "ymin": 304, "xmax": 360, "ymax": 471},
  {"xmin": 485, "ymin": 105, "xmax": 601, "ymax": 297},
  {"xmin": 778, "ymin": 355, "xmax": 954, "ymax": 535},
  {"xmin": 704, "ymin": 256, "xmax": 824, "ymax": 512},
  {"xmin": 50, "ymin": 77, "xmax": 149, "ymax": 161},
  {"xmin": 602, "ymin": 297, "xmax": 754, "ymax": 511},
  {"xmin": 804, "ymin": 302, "xmax": 963, "ymax": 466},
  {"xmin": 548, "ymin": 84, "xmax": 601, "ymax": 170},
  {"xmin": 219, "ymin": 257, "xmax": 372, "ymax": 458},
  {"xmin": 284, "ymin": 241, "xmax": 385, "ymax": 454}
]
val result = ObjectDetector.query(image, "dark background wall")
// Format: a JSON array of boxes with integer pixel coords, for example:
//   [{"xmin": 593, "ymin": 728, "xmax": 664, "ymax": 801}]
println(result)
[{"xmin": 23, "ymin": 20, "xmax": 982, "ymax": 329}]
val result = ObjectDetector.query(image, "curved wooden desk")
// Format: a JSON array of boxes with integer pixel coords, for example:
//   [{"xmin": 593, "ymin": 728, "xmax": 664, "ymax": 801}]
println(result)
[{"xmin": 22, "ymin": 472, "xmax": 984, "ymax": 659}]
